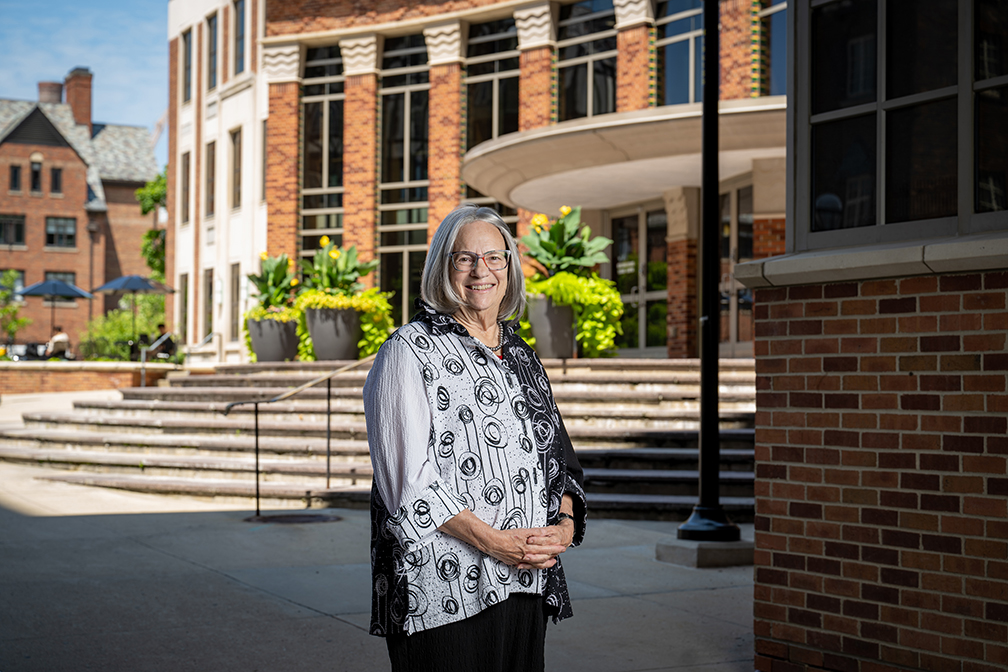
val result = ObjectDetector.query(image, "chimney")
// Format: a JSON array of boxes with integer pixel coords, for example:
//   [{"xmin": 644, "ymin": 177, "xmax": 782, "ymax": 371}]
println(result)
[
  {"xmin": 64, "ymin": 67, "xmax": 93, "ymax": 135},
  {"xmin": 38, "ymin": 81, "xmax": 63, "ymax": 104}
]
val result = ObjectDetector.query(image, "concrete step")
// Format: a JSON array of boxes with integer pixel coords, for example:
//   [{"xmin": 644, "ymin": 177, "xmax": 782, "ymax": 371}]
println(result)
[
  {"xmin": 0, "ymin": 445, "xmax": 371, "ymax": 487},
  {"xmin": 586, "ymin": 493, "xmax": 755, "ymax": 522},
  {"xmin": 582, "ymin": 468, "xmax": 754, "ymax": 497},
  {"xmin": 576, "ymin": 446, "xmax": 755, "ymax": 471},
  {"xmin": 34, "ymin": 471, "xmax": 372, "ymax": 508},
  {"xmin": 0, "ymin": 427, "xmax": 371, "ymax": 460}
]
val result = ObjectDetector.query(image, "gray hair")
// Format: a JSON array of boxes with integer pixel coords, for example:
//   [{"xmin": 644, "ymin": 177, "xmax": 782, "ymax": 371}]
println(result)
[{"xmin": 421, "ymin": 203, "xmax": 526, "ymax": 322}]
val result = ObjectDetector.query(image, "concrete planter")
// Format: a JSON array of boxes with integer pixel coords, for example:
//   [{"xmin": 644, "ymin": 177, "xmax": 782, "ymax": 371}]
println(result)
[
  {"xmin": 304, "ymin": 308, "xmax": 361, "ymax": 360},
  {"xmin": 527, "ymin": 296, "xmax": 575, "ymax": 359},
  {"xmin": 247, "ymin": 318, "xmax": 299, "ymax": 362}
]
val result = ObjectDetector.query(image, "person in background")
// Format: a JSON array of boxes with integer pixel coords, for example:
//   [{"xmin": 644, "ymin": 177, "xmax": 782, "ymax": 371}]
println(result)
[
  {"xmin": 151, "ymin": 323, "xmax": 176, "ymax": 359},
  {"xmin": 363, "ymin": 204, "xmax": 586, "ymax": 672},
  {"xmin": 45, "ymin": 326, "xmax": 70, "ymax": 358}
]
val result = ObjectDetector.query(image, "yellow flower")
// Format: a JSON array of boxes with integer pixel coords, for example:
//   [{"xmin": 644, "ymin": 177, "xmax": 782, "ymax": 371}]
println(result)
[
  {"xmin": 288, "ymin": 257, "xmax": 295, "ymax": 267},
  {"xmin": 259, "ymin": 251, "xmax": 268, "ymax": 261},
  {"xmin": 531, "ymin": 213, "xmax": 549, "ymax": 232},
  {"xmin": 559, "ymin": 205, "xmax": 572, "ymax": 217},
  {"xmin": 290, "ymin": 277, "xmax": 299, "ymax": 286},
  {"xmin": 328, "ymin": 248, "xmax": 340, "ymax": 260},
  {"xmin": 320, "ymin": 235, "xmax": 331, "ymax": 247}
]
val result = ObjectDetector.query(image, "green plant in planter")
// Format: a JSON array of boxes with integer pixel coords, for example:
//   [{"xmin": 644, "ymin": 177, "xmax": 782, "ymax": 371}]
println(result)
[
  {"xmin": 521, "ymin": 206, "xmax": 612, "ymax": 278},
  {"xmin": 300, "ymin": 237, "xmax": 379, "ymax": 294},
  {"xmin": 243, "ymin": 253, "xmax": 302, "ymax": 362},
  {"xmin": 520, "ymin": 207, "xmax": 622, "ymax": 357},
  {"xmin": 295, "ymin": 288, "xmax": 394, "ymax": 358}
]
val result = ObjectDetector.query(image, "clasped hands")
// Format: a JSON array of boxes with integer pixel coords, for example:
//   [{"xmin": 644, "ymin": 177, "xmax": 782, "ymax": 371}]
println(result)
[{"xmin": 489, "ymin": 519, "xmax": 575, "ymax": 570}]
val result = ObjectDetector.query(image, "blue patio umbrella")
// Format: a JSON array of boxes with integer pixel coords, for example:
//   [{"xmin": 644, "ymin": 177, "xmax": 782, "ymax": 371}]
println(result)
[
  {"xmin": 91, "ymin": 275, "xmax": 175, "ymax": 343},
  {"xmin": 19, "ymin": 279, "xmax": 94, "ymax": 337}
]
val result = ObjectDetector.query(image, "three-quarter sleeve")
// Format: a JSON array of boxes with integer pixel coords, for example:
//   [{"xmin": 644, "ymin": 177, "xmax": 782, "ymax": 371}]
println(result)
[
  {"xmin": 556, "ymin": 411, "xmax": 587, "ymax": 546},
  {"xmin": 363, "ymin": 335, "xmax": 466, "ymax": 547}
]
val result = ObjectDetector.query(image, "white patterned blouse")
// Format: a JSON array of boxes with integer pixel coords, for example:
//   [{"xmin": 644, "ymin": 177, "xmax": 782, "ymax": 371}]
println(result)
[{"xmin": 364, "ymin": 301, "xmax": 586, "ymax": 637}]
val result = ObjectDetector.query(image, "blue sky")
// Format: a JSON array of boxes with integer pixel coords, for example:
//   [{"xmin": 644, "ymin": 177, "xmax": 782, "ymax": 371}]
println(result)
[{"xmin": 0, "ymin": 0, "xmax": 169, "ymax": 168}]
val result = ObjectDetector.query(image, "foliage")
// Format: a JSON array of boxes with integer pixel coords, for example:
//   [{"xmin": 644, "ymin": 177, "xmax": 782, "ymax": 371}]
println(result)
[
  {"xmin": 141, "ymin": 228, "xmax": 166, "ymax": 281},
  {"xmin": 135, "ymin": 167, "xmax": 167, "ymax": 215},
  {"xmin": 525, "ymin": 272, "xmax": 623, "ymax": 358},
  {"xmin": 521, "ymin": 206, "xmax": 613, "ymax": 277},
  {"xmin": 299, "ymin": 238, "xmax": 379, "ymax": 295},
  {"xmin": 0, "ymin": 269, "xmax": 31, "ymax": 343},
  {"xmin": 241, "ymin": 305, "xmax": 304, "ymax": 363},
  {"xmin": 248, "ymin": 253, "xmax": 299, "ymax": 309},
  {"xmin": 81, "ymin": 294, "xmax": 166, "ymax": 360},
  {"xmin": 294, "ymin": 288, "xmax": 394, "ymax": 357}
]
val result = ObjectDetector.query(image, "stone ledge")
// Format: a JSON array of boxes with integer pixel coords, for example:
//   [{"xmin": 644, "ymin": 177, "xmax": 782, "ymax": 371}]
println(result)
[
  {"xmin": 736, "ymin": 230, "xmax": 1008, "ymax": 288},
  {"xmin": 655, "ymin": 538, "xmax": 755, "ymax": 568}
]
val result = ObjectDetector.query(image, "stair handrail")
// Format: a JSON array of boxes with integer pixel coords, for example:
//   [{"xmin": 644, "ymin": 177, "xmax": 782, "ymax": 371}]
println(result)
[
  {"xmin": 138, "ymin": 331, "xmax": 179, "ymax": 388},
  {"xmin": 221, "ymin": 353, "xmax": 376, "ymax": 517}
]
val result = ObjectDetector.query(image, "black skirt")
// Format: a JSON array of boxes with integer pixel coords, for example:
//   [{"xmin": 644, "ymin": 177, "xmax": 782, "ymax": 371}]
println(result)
[{"xmin": 385, "ymin": 594, "xmax": 546, "ymax": 672}]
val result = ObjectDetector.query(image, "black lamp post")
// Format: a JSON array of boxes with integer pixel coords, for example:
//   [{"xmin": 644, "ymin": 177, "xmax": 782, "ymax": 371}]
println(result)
[{"xmin": 678, "ymin": 0, "xmax": 741, "ymax": 542}]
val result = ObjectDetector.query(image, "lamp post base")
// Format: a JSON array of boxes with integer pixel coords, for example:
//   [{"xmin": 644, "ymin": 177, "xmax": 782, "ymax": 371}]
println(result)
[{"xmin": 677, "ymin": 506, "xmax": 741, "ymax": 541}]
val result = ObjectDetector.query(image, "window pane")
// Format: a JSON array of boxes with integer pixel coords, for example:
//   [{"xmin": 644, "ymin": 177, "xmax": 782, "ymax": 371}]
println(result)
[
  {"xmin": 231, "ymin": 129, "xmax": 242, "ymax": 208},
  {"xmin": 886, "ymin": 97, "xmax": 957, "ymax": 223},
  {"xmin": 328, "ymin": 100, "xmax": 343, "ymax": 187},
  {"xmin": 203, "ymin": 268, "xmax": 213, "ymax": 337},
  {"xmin": 977, "ymin": 85, "xmax": 1008, "ymax": 212},
  {"xmin": 208, "ymin": 14, "xmax": 217, "ymax": 90},
  {"xmin": 612, "ymin": 214, "xmax": 638, "ymax": 295},
  {"xmin": 656, "ymin": 0, "xmax": 703, "ymax": 20},
  {"xmin": 380, "ymin": 252, "xmax": 404, "ymax": 325},
  {"xmin": 30, "ymin": 163, "xmax": 41, "ymax": 192},
  {"xmin": 498, "ymin": 76, "xmax": 519, "ymax": 136},
  {"xmin": 976, "ymin": 0, "xmax": 1008, "ymax": 81},
  {"xmin": 380, "ymin": 209, "xmax": 427, "ymax": 226},
  {"xmin": 0, "ymin": 215, "xmax": 25, "ymax": 245},
  {"xmin": 720, "ymin": 193, "xmax": 732, "ymax": 259},
  {"xmin": 761, "ymin": 8, "xmax": 787, "ymax": 96},
  {"xmin": 812, "ymin": 0, "xmax": 876, "ymax": 114},
  {"xmin": 9, "ymin": 165, "xmax": 20, "ymax": 191},
  {"xmin": 811, "ymin": 113, "xmax": 877, "ymax": 231},
  {"xmin": 408, "ymin": 251, "xmax": 426, "ymax": 321},
  {"xmin": 886, "ymin": 0, "xmax": 956, "ymax": 100},
  {"xmin": 183, "ymin": 30, "xmax": 192, "ymax": 102},
  {"xmin": 303, "ymin": 102, "xmax": 322, "ymax": 189},
  {"xmin": 51, "ymin": 167, "xmax": 62, "ymax": 194},
  {"xmin": 593, "ymin": 57, "xmax": 616, "ymax": 115},
  {"xmin": 179, "ymin": 274, "xmax": 188, "ymax": 345},
  {"xmin": 646, "ymin": 300, "xmax": 667, "ymax": 348},
  {"xmin": 560, "ymin": 63, "xmax": 588, "ymax": 121},
  {"xmin": 302, "ymin": 214, "xmax": 343, "ymax": 231},
  {"xmin": 234, "ymin": 0, "xmax": 245, "ymax": 75},
  {"xmin": 409, "ymin": 90, "xmax": 429, "ymax": 181},
  {"xmin": 382, "ymin": 93, "xmax": 404, "ymax": 183},
  {"xmin": 737, "ymin": 186, "xmax": 754, "ymax": 262},
  {"xmin": 380, "ymin": 229, "xmax": 427, "ymax": 246},
  {"xmin": 230, "ymin": 263, "xmax": 240, "ymax": 341},
  {"xmin": 646, "ymin": 210, "xmax": 668, "ymax": 292},
  {"xmin": 658, "ymin": 41, "xmax": 689, "ymax": 106},
  {"xmin": 206, "ymin": 141, "xmax": 215, "ymax": 216},
  {"xmin": 694, "ymin": 35, "xmax": 704, "ymax": 103},
  {"xmin": 467, "ymin": 80, "xmax": 493, "ymax": 150}
]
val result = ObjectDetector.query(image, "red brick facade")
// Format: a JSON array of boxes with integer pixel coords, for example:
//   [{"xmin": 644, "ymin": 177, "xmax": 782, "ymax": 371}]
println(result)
[
  {"xmin": 720, "ymin": 0, "xmax": 756, "ymax": 100},
  {"xmin": 265, "ymin": 0, "xmax": 510, "ymax": 37},
  {"xmin": 667, "ymin": 238, "xmax": 698, "ymax": 358},
  {"xmin": 754, "ymin": 217, "xmax": 786, "ymax": 260},
  {"xmin": 0, "ymin": 363, "xmax": 169, "ymax": 393},
  {"xmin": 265, "ymin": 82, "xmax": 300, "ymax": 260},
  {"xmin": 341, "ymin": 74, "xmax": 378, "ymax": 276},
  {"xmin": 617, "ymin": 25, "xmax": 652, "ymax": 112},
  {"xmin": 752, "ymin": 271, "xmax": 1008, "ymax": 672},
  {"xmin": 428, "ymin": 62, "xmax": 463, "ymax": 239}
]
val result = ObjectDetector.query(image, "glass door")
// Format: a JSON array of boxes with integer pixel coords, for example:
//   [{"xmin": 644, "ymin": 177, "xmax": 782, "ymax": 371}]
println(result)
[
  {"xmin": 719, "ymin": 186, "xmax": 754, "ymax": 358},
  {"xmin": 612, "ymin": 207, "xmax": 668, "ymax": 356}
]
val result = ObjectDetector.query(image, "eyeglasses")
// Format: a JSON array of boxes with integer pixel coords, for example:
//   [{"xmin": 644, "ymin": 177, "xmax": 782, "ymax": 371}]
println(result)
[{"xmin": 449, "ymin": 249, "xmax": 511, "ymax": 272}]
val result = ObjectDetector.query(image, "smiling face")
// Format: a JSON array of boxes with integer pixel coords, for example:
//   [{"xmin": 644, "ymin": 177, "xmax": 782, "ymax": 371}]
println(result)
[{"xmin": 451, "ymin": 220, "xmax": 509, "ymax": 321}]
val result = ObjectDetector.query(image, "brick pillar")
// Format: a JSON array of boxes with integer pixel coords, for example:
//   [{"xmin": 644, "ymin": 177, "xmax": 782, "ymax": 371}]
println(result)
[
  {"xmin": 617, "ymin": 25, "xmax": 652, "ymax": 112},
  {"xmin": 720, "ymin": 0, "xmax": 757, "ymax": 100},
  {"xmin": 166, "ymin": 37, "xmax": 178, "ymax": 333},
  {"xmin": 266, "ymin": 81, "xmax": 300, "ymax": 260},
  {"xmin": 665, "ymin": 186, "xmax": 700, "ymax": 358},
  {"xmin": 753, "ymin": 218, "xmax": 785, "ymax": 259},
  {"xmin": 342, "ymin": 73, "xmax": 378, "ymax": 279},
  {"xmin": 428, "ymin": 62, "xmax": 463, "ymax": 238},
  {"xmin": 516, "ymin": 46, "xmax": 554, "ymax": 239}
]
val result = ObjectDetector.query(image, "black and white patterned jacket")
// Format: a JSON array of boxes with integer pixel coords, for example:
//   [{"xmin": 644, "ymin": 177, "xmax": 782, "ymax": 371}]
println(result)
[{"xmin": 364, "ymin": 301, "xmax": 586, "ymax": 637}]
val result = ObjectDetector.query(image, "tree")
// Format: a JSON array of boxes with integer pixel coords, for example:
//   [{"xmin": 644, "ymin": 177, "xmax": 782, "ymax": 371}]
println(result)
[
  {"xmin": 135, "ymin": 167, "xmax": 167, "ymax": 282},
  {"xmin": 0, "ymin": 269, "xmax": 31, "ymax": 344}
]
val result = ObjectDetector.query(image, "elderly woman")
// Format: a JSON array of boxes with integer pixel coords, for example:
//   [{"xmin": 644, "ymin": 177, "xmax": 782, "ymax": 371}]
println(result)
[{"xmin": 363, "ymin": 204, "xmax": 587, "ymax": 672}]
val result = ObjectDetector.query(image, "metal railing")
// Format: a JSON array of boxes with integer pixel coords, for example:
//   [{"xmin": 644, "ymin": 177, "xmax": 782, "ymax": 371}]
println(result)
[
  {"xmin": 221, "ymin": 355, "xmax": 376, "ymax": 516},
  {"xmin": 138, "ymin": 331, "xmax": 179, "ymax": 387}
]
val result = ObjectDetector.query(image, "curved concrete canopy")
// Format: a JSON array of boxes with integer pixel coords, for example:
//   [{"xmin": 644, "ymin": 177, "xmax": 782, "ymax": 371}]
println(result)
[{"xmin": 461, "ymin": 96, "xmax": 787, "ymax": 214}]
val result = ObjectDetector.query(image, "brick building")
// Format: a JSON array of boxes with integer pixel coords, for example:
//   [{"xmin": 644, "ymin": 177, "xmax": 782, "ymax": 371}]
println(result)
[
  {"xmin": 737, "ymin": 1, "xmax": 1008, "ymax": 671},
  {"xmin": 0, "ymin": 67, "xmax": 158, "ymax": 354},
  {"xmin": 166, "ymin": 0, "xmax": 789, "ymax": 360}
]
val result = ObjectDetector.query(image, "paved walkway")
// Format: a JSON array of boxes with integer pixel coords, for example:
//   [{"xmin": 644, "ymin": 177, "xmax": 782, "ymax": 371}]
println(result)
[{"xmin": 0, "ymin": 392, "xmax": 755, "ymax": 672}]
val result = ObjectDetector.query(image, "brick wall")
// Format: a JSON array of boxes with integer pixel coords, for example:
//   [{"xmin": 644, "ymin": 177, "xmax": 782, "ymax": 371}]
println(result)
[
  {"xmin": 617, "ymin": 25, "xmax": 651, "ymax": 112},
  {"xmin": 754, "ymin": 217, "xmax": 785, "ymax": 260},
  {"xmin": 752, "ymin": 270, "xmax": 1008, "ymax": 672},
  {"xmin": 428, "ymin": 62, "xmax": 463, "ymax": 239},
  {"xmin": 515, "ymin": 45, "xmax": 554, "ymax": 239},
  {"xmin": 266, "ymin": 0, "xmax": 506, "ymax": 37},
  {"xmin": 0, "ymin": 364, "xmax": 169, "ymax": 393},
  {"xmin": 720, "ymin": 0, "xmax": 756, "ymax": 100},
  {"xmin": 667, "ymin": 238, "xmax": 697, "ymax": 358},
  {"xmin": 265, "ymin": 81, "xmax": 301, "ymax": 260},
  {"xmin": 342, "ymin": 73, "xmax": 377, "ymax": 276}
]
